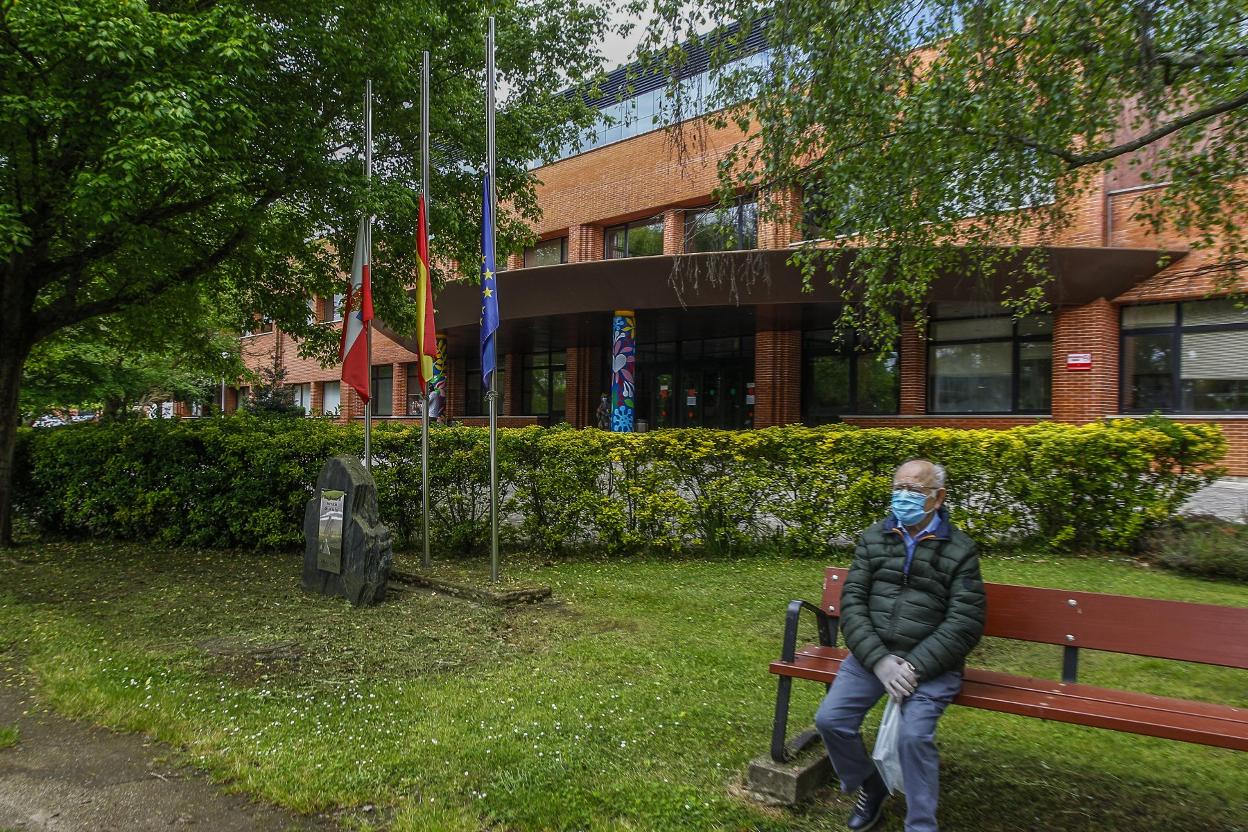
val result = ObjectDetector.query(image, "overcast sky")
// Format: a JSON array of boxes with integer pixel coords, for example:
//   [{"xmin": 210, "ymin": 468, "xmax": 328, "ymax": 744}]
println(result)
[{"xmin": 599, "ymin": 6, "xmax": 647, "ymax": 73}]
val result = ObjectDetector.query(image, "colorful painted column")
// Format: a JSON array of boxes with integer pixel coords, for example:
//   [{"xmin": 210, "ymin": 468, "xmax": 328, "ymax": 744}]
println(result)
[
  {"xmin": 427, "ymin": 332, "xmax": 448, "ymax": 420},
  {"xmin": 610, "ymin": 310, "xmax": 636, "ymax": 432}
]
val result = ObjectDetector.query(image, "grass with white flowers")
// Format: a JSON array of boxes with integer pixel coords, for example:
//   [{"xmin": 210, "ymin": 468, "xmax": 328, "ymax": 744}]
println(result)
[{"xmin": 0, "ymin": 541, "xmax": 1244, "ymax": 831}]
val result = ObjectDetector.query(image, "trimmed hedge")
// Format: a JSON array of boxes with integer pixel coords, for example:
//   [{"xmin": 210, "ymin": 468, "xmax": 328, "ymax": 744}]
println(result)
[{"xmin": 13, "ymin": 415, "xmax": 1226, "ymax": 555}]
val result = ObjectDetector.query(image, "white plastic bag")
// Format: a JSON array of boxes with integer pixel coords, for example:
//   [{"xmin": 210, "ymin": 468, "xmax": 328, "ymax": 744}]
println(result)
[{"xmin": 871, "ymin": 699, "xmax": 906, "ymax": 795}]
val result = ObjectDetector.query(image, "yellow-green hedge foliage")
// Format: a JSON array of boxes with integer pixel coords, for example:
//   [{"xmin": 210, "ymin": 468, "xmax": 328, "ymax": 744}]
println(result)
[{"xmin": 14, "ymin": 415, "xmax": 1225, "ymax": 554}]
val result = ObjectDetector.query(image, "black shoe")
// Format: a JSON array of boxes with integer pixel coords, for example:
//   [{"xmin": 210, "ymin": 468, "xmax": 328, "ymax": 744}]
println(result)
[{"xmin": 847, "ymin": 772, "xmax": 888, "ymax": 831}]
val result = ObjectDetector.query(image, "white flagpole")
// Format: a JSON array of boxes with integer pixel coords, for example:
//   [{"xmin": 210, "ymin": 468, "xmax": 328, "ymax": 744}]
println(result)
[
  {"xmin": 486, "ymin": 17, "xmax": 499, "ymax": 583},
  {"xmin": 421, "ymin": 52, "xmax": 432, "ymax": 570},
  {"xmin": 364, "ymin": 80, "xmax": 373, "ymax": 472}
]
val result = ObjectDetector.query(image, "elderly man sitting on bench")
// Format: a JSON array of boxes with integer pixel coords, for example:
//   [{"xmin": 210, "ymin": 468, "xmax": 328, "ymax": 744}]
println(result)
[{"xmin": 814, "ymin": 458, "xmax": 987, "ymax": 832}]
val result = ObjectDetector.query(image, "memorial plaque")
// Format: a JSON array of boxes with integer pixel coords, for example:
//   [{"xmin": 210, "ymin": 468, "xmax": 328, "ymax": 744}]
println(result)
[
  {"xmin": 317, "ymin": 489, "xmax": 345, "ymax": 573},
  {"xmin": 303, "ymin": 456, "xmax": 393, "ymax": 606}
]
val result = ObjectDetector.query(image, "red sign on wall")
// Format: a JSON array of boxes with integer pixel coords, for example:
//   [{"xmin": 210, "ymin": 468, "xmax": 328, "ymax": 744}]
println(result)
[{"xmin": 1066, "ymin": 353, "xmax": 1093, "ymax": 371}]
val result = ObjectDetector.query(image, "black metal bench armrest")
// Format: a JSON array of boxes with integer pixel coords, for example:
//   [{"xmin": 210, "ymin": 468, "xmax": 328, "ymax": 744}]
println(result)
[{"xmin": 781, "ymin": 599, "xmax": 837, "ymax": 663}]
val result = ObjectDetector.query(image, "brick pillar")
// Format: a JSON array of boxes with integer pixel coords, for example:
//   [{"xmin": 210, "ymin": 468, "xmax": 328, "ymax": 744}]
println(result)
[
  {"xmin": 757, "ymin": 187, "xmax": 802, "ymax": 249},
  {"xmin": 344, "ymin": 385, "xmax": 364, "ymax": 422},
  {"xmin": 506, "ymin": 251, "xmax": 524, "ymax": 271},
  {"xmin": 568, "ymin": 224, "xmax": 604, "ymax": 263},
  {"xmin": 311, "ymin": 381, "xmax": 324, "ymax": 415},
  {"xmin": 394, "ymin": 362, "xmax": 409, "ymax": 417},
  {"xmin": 564, "ymin": 343, "xmax": 599, "ymax": 428},
  {"xmin": 662, "ymin": 208, "xmax": 684, "ymax": 254},
  {"xmin": 899, "ymin": 321, "xmax": 928, "ymax": 415},
  {"xmin": 1052, "ymin": 298, "xmax": 1119, "ymax": 423},
  {"xmin": 754, "ymin": 305, "xmax": 802, "ymax": 427},
  {"xmin": 505, "ymin": 352, "xmax": 523, "ymax": 416}
]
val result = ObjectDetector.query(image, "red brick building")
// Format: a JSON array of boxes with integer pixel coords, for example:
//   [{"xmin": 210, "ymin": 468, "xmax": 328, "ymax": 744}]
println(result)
[{"xmin": 231, "ymin": 45, "xmax": 1248, "ymax": 474}]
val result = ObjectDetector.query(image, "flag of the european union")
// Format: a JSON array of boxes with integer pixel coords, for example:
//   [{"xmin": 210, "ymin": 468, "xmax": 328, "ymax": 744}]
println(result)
[{"xmin": 480, "ymin": 174, "xmax": 499, "ymax": 390}]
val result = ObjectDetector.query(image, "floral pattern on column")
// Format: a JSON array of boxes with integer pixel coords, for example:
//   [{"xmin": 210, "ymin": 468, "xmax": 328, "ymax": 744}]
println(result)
[
  {"xmin": 428, "ymin": 332, "xmax": 448, "ymax": 419},
  {"xmin": 611, "ymin": 311, "xmax": 636, "ymax": 432}
]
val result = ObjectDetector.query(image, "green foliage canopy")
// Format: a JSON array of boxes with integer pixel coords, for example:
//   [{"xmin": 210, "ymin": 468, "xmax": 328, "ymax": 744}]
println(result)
[
  {"xmin": 0, "ymin": 0, "xmax": 617, "ymax": 541},
  {"xmin": 628, "ymin": 0, "xmax": 1248, "ymax": 345}
]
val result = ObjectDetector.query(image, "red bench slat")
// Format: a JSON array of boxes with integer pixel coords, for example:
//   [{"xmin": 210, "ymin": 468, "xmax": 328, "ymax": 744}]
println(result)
[{"xmin": 770, "ymin": 647, "xmax": 1248, "ymax": 752}]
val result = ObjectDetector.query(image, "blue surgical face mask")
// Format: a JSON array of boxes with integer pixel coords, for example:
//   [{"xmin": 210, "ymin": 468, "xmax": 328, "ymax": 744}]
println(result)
[{"xmin": 891, "ymin": 489, "xmax": 931, "ymax": 526}]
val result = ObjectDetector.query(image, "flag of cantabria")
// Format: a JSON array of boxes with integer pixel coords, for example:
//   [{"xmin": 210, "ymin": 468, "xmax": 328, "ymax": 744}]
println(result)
[
  {"xmin": 480, "ymin": 174, "xmax": 499, "ymax": 389},
  {"xmin": 415, "ymin": 194, "xmax": 438, "ymax": 394},
  {"xmin": 339, "ymin": 216, "xmax": 373, "ymax": 403}
]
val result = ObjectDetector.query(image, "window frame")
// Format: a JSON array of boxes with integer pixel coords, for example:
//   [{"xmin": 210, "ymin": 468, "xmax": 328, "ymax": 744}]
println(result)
[
  {"xmin": 801, "ymin": 331, "xmax": 900, "ymax": 423},
  {"xmin": 370, "ymin": 364, "xmax": 394, "ymax": 417},
  {"xmin": 683, "ymin": 198, "xmax": 758, "ymax": 253},
  {"xmin": 926, "ymin": 312, "xmax": 1053, "ymax": 415},
  {"xmin": 521, "ymin": 349, "xmax": 567, "ymax": 420},
  {"xmin": 524, "ymin": 237, "xmax": 569, "ymax": 268},
  {"xmin": 1119, "ymin": 300, "xmax": 1248, "ymax": 415},
  {"xmin": 603, "ymin": 217, "xmax": 665, "ymax": 259}
]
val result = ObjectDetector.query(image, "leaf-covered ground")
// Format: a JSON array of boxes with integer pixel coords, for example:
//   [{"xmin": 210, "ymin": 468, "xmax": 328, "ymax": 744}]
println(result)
[{"xmin": 0, "ymin": 542, "xmax": 1244, "ymax": 831}]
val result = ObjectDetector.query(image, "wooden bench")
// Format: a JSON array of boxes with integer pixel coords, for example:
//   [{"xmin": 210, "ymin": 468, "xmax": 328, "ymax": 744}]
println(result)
[{"xmin": 768, "ymin": 567, "xmax": 1248, "ymax": 763}]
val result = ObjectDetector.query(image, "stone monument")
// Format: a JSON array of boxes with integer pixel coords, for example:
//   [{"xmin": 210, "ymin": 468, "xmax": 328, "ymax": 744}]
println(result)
[{"xmin": 302, "ymin": 455, "xmax": 393, "ymax": 606}]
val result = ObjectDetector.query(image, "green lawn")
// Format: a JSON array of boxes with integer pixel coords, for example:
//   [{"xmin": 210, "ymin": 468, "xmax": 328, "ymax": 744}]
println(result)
[{"xmin": 0, "ymin": 542, "xmax": 1245, "ymax": 831}]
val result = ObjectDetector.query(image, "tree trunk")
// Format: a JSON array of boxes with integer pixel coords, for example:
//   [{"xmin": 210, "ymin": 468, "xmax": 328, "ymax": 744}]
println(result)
[{"xmin": 0, "ymin": 339, "xmax": 31, "ymax": 547}]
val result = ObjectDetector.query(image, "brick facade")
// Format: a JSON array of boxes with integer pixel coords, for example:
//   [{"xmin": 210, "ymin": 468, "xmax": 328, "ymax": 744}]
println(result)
[
  {"xmin": 230, "ymin": 99, "xmax": 1248, "ymax": 474},
  {"xmin": 898, "ymin": 321, "xmax": 928, "ymax": 416},
  {"xmin": 662, "ymin": 208, "xmax": 684, "ymax": 255},
  {"xmin": 565, "ymin": 344, "xmax": 600, "ymax": 428},
  {"xmin": 757, "ymin": 187, "xmax": 802, "ymax": 249},
  {"xmin": 754, "ymin": 305, "xmax": 802, "ymax": 427},
  {"xmin": 568, "ymin": 223, "xmax": 604, "ymax": 263},
  {"xmin": 1051, "ymin": 299, "xmax": 1119, "ymax": 423}
]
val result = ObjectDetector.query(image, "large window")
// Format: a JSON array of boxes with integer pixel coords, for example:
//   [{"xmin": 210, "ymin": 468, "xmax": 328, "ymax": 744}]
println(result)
[
  {"xmin": 370, "ymin": 364, "xmax": 393, "ymax": 417},
  {"xmin": 465, "ymin": 357, "xmax": 507, "ymax": 417},
  {"xmin": 1122, "ymin": 300, "xmax": 1248, "ymax": 413},
  {"xmin": 320, "ymin": 294, "xmax": 344, "ymax": 323},
  {"xmin": 802, "ymin": 332, "xmax": 899, "ymax": 423},
  {"xmin": 524, "ymin": 237, "xmax": 568, "ymax": 268},
  {"xmin": 321, "ymin": 381, "xmax": 340, "ymax": 416},
  {"xmin": 684, "ymin": 200, "xmax": 758, "ymax": 252},
  {"xmin": 605, "ymin": 217, "xmax": 664, "ymax": 259},
  {"xmin": 928, "ymin": 307, "xmax": 1052, "ymax": 413},
  {"xmin": 291, "ymin": 383, "xmax": 312, "ymax": 416},
  {"xmin": 522, "ymin": 350, "xmax": 567, "ymax": 420}
]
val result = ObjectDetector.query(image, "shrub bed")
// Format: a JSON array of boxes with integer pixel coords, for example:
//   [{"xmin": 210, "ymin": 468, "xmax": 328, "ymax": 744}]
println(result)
[
  {"xmin": 1141, "ymin": 515, "xmax": 1248, "ymax": 581},
  {"xmin": 14, "ymin": 415, "xmax": 1225, "ymax": 555}
]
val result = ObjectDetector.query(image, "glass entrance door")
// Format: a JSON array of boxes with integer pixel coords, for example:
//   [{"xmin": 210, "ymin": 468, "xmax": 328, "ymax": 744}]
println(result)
[{"xmin": 678, "ymin": 363, "xmax": 750, "ymax": 428}]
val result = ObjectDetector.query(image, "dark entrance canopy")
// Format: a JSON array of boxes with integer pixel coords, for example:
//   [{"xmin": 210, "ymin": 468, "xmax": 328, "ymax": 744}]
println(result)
[{"xmin": 379, "ymin": 245, "xmax": 1184, "ymax": 350}]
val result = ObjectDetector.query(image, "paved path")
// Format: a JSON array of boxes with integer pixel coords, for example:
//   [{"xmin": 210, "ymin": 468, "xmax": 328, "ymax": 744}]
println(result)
[
  {"xmin": 0, "ymin": 674, "xmax": 337, "ymax": 832},
  {"xmin": 1181, "ymin": 477, "xmax": 1248, "ymax": 522}
]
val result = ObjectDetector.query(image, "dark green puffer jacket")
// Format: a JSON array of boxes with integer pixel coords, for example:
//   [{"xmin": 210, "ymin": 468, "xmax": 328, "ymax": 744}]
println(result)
[{"xmin": 839, "ymin": 507, "xmax": 986, "ymax": 681}]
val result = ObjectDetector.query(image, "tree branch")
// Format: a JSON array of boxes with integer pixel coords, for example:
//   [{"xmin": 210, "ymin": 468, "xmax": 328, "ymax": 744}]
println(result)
[
  {"xmin": 951, "ymin": 88, "xmax": 1248, "ymax": 169},
  {"xmin": 1066, "ymin": 88, "xmax": 1248, "ymax": 167},
  {"xmin": 1156, "ymin": 48, "xmax": 1248, "ymax": 69},
  {"xmin": 29, "ymin": 190, "xmax": 281, "ymax": 344}
]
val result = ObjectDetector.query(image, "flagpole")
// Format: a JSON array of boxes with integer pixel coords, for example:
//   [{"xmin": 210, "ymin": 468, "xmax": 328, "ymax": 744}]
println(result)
[
  {"xmin": 420, "ymin": 51, "xmax": 432, "ymax": 571},
  {"xmin": 486, "ymin": 16, "xmax": 499, "ymax": 583},
  {"xmin": 363, "ymin": 80, "xmax": 374, "ymax": 472}
]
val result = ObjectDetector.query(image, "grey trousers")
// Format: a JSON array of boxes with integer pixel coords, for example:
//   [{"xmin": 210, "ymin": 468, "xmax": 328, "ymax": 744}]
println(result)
[{"xmin": 814, "ymin": 653, "xmax": 963, "ymax": 832}]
